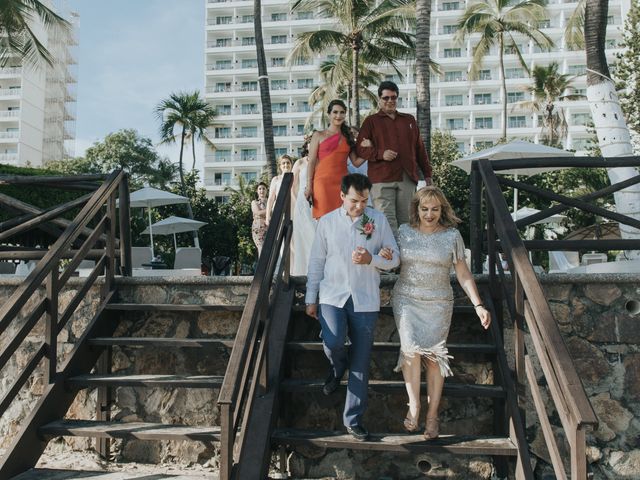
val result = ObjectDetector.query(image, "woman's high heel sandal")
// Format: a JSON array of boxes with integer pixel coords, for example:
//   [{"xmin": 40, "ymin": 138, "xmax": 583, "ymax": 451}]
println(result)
[
  {"xmin": 423, "ymin": 416, "xmax": 439, "ymax": 440},
  {"xmin": 403, "ymin": 404, "xmax": 421, "ymax": 433}
]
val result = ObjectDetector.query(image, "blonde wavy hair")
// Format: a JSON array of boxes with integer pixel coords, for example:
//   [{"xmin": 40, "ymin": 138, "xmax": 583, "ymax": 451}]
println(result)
[
  {"xmin": 277, "ymin": 154, "xmax": 294, "ymax": 174},
  {"xmin": 409, "ymin": 186, "xmax": 461, "ymax": 229}
]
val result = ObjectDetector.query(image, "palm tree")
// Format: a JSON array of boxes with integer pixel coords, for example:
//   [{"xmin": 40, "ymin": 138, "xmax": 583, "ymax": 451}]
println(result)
[
  {"xmin": 415, "ymin": 0, "xmax": 432, "ymax": 156},
  {"xmin": 155, "ymin": 90, "xmax": 216, "ymax": 221},
  {"xmin": 0, "ymin": 0, "xmax": 70, "ymax": 67},
  {"xmin": 290, "ymin": 0, "xmax": 415, "ymax": 126},
  {"xmin": 455, "ymin": 0, "xmax": 553, "ymax": 140},
  {"xmin": 185, "ymin": 110, "xmax": 217, "ymax": 171},
  {"xmin": 307, "ymin": 56, "xmax": 382, "ymax": 127},
  {"xmin": 516, "ymin": 62, "xmax": 584, "ymax": 147},
  {"xmin": 254, "ymin": 0, "xmax": 277, "ymax": 177},
  {"xmin": 584, "ymin": 0, "xmax": 640, "ymax": 251}
]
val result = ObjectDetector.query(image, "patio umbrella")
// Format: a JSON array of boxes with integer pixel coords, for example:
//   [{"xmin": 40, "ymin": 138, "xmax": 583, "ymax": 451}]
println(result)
[
  {"xmin": 142, "ymin": 216, "xmax": 207, "ymax": 250},
  {"xmin": 564, "ymin": 222, "xmax": 620, "ymax": 241},
  {"xmin": 452, "ymin": 140, "xmax": 574, "ymax": 213},
  {"xmin": 511, "ymin": 207, "xmax": 568, "ymax": 225},
  {"xmin": 119, "ymin": 187, "xmax": 190, "ymax": 258}
]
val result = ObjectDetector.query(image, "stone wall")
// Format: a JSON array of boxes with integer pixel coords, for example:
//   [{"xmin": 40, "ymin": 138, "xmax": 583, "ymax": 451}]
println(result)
[{"xmin": 0, "ymin": 274, "xmax": 638, "ymax": 479}]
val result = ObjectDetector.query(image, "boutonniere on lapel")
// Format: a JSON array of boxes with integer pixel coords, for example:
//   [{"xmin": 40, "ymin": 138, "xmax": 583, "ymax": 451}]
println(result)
[{"xmin": 357, "ymin": 212, "xmax": 375, "ymax": 240}]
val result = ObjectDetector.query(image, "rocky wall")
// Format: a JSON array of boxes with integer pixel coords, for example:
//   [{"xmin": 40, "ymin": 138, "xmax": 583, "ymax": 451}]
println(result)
[{"xmin": 0, "ymin": 274, "xmax": 638, "ymax": 479}]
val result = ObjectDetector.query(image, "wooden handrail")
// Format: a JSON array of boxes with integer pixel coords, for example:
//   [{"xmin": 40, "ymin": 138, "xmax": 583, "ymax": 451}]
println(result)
[
  {"xmin": 488, "ymin": 154, "xmax": 640, "ymax": 170},
  {"xmin": 0, "ymin": 174, "xmax": 108, "ymax": 185},
  {"xmin": 218, "ymin": 172, "xmax": 293, "ymax": 480},
  {"xmin": 477, "ymin": 158, "xmax": 598, "ymax": 479}
]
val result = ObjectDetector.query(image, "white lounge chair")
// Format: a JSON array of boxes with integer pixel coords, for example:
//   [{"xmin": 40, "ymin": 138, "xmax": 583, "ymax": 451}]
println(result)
[
  {"xmin": 174, "ymin": 247, "xmax": 202, "ymax": 269},
  {"xmin": 548, "ymin": 251, "xmax": 580, "ymax": 273},
  {"xmin": 131, "ymin": 247, "xmax": 153, "ymax": 268}
]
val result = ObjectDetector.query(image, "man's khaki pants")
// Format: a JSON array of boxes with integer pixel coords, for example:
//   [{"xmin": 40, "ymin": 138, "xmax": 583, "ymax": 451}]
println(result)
[{"xmin": 371, "ymin": 172, "xmax": 416, "ymax": 236}]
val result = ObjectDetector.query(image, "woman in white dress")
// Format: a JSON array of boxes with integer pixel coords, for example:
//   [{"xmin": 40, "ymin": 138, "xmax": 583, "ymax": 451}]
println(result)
[
  {"xmin": 290, "ymin": 138, "xmax": 316, "ymax": 276},
  {"xmin": 266, "ymin": 154, "xmax": 294, "ymax": 226},
  {"xmin": 381, "ymin": 187, "xmax": 491, "ymax": 440}
]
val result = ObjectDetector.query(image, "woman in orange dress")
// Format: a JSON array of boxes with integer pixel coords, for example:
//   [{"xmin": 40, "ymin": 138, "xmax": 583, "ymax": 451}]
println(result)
[{"xmin": 304, "ymin": 100, "xmax": 366, "ymax": 219}]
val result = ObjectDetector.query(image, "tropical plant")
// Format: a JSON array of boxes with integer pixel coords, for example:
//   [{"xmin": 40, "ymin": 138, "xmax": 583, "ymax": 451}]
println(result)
[
  {"xmin": 516, "ymin": 62, "xmax": 584, "ymax": 147},
  {"xmin": 0, "ymin": 0, "xmax": 70, "ymax": 67},
  {"xmin": 415, "ymin": 0, "xmax": 432, "ymax": 155},
  {"xmin": 564, "ymin": 0, "xmax": 586, "ymax": 51},
  {"xmin": 290, "ymin": 0, "xmax": 415, "ymax": 126},
  {"xmin": 84, "ymin": 129, "xmax": 177, "ymax": 189},
  {"xmin": 614, "ymin": 0, "xmax": 640, "ymax": 137},
  {"xmin": 253, "ymin": 0, "xmax": 277, "ymax": 177},
  {"xmin": 584, "ymin": 0, "xmax": 640, "ymax": 253},
  {"xmin": 307, "ymin": 56, "xmax": 382, "ymax": 128},
  {"xmin": 455, "ymin": 0, "xmax": 553, "ymax": 140},
  {"xmin": 155, "ymin": 90, "xmax": 216, "ymax": 218}
]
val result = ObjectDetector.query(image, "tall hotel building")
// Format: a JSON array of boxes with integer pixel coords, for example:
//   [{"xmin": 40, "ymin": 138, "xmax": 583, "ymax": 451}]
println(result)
[
  {"xmin": 0, "ymin": 2, "xmax": 78, "ymax": 168},
  {"xmin": 204, "ymin": 0, "xmax": 630, "ymax": 200}
]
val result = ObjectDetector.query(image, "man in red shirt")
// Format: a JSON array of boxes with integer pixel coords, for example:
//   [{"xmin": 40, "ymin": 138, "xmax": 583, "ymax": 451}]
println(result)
[{"xmin": 356, "ymin": 81, "xmax": 432, "ymax": 235}]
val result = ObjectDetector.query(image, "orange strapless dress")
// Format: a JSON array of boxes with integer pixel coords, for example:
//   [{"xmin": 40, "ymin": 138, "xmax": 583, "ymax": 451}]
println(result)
[{"xmin": 312, "ymin": 133, "xmax": 350, "ymax": 218}]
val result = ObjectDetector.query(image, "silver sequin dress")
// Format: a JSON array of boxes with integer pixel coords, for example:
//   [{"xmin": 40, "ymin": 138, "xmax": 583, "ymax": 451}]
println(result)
[{"xmin": 392, "ymin": 224, "xmax": 466, "ymax": 377}]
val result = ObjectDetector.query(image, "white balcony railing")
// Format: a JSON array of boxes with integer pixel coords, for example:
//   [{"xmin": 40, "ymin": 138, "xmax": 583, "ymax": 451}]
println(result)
[
  {"xmin": 0, "ymin": 111, "xmax": 19, "ymax": 118},
  {"xmin": 0, "ymin": 88, "xmax": 21, "ymax": 96},
  {"xmin": 0, "ymin": 131, "xmax": 19, "ymax": 139},
  {"xmin": 0, "ymin": 153, "xmax": 18, "ymax": 162}
]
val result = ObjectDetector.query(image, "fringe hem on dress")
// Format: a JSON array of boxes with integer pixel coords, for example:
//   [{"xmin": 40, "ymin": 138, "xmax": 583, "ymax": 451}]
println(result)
[{"xmin": 393, "ymin": 340, "xmax": 453, "ymax": 378}]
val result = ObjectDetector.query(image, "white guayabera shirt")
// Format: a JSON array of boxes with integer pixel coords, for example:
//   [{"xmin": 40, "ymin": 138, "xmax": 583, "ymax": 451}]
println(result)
[{"xmin": 306, "ymin": 206, "xmax": 400, "ymax": 312}]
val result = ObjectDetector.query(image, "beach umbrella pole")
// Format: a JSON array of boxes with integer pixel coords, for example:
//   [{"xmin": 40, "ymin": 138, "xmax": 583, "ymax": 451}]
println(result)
[
  {"xmin": 147, "ymin": 208, "xmax": 155, "ymax": 258},
  {"xmin": 173, "ymin": 233, "xmax": 178, "ymax": 251}
]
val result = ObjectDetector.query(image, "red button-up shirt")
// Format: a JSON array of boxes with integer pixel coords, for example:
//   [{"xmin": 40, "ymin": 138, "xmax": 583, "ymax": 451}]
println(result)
[{"xmin": 356, "ymin": 110, "xmax": 432, "ymax": 184}]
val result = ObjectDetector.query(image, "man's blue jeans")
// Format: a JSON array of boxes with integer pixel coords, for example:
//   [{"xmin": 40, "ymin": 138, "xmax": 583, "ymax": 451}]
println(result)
[{"xmin": 319, "ymin": 297, "xmax": 378, "ymax": 428}]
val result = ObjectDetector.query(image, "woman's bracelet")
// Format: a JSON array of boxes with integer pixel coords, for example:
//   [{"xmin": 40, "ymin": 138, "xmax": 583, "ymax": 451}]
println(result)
[{"xmin": 474, "ymin": 303, "xmax": 486, "ymax": 309}]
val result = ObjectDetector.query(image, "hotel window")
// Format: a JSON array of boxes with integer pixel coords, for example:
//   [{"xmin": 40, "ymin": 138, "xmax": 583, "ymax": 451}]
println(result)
[
  {"xmin": 297, "ymin": 124, "xmax": 305, "ymax": 135},
  {"xmin": 444, "ymin": 71, "xmax": 463, "ymax": 82},
  {"xmin": 241, "ymin": 59, "xmax": 258, "ymax": 68},
  {"xmin": 445, "ymin": 95, "xmax": 463, "ymax": 106},
  {"xmin": 273, "ymin": 103, "xmax": 288, "ymax": 113},
  {"xmin": 215, "ymin": 127, "xmax": 231, "ymax": 138},
  {"xmin": 446, "ymin": 118, "xmax": 464, "ymax": 130},
  {"xmin": 456, "ymin": 142, "xmax": 466, "ymax": 153},
  {"xmin": 215, "ymin": 82, "xmax": 231, "ymax": 92},
  {"xmin": 271, "ymin": 57, "xmax": 285, "ymax": 67},
  {"xmin": 215, "ymin": 60, "xmax": 232, "ymax": 70},
  {"xmin": 216, "ymin": 16, "xmax": 232, "ymax": 24},
  {"xmin": 271, "ymin": 79, "xmax": 287, "ymax": 90},
  {"xmin": 214, "ymin": 150, "xmax": 231, "ymax": 161},
  {"xmin": 271, "ymin": 35, "xmax": 287, "ymax": 44},
  {"xmin": 242, "ymin": 37, "xmax": 255, "ymax": 46},
  {"xmin": 240, "ymin": 126, "xmax": 258, "ymax": 137},
  {"xmin": 297, "ymin": 78, "xmax": 314, "ymax": 89},
  {"xmin": 441, "ymin": 2, "xmax": 460, "ymax": 11},
  {"xmin": 504, "ymin": 44, "xmax": 523, "ymax": 55},
  {"xmin": 568, "ymin": 65, "xmax": 586, "ymax": 75},
  {"xmin": 273, "ymin": 125, "xmax": 288, "ymax": 136},
  {"xmin": 241, "ymin": 172, "xmax": 258, "ymax": 182},
  {"xmin": 241, "ymin": 149, "xmax": 257, "ymax": 161},
  {"xmin": 508, "ymin": 116, "xmax": 527, "ymax": 128},
  {"xmin": 443, "ymin": 48, "xmax": 461, "ymax": 58},
  {"xmin": 475, "ymin": 117, "xmax": 493, "ymax": 129},
  {"xmin": 297, "ymin": 102, "xmax": 310, "ymax": 112},
  {"xmin": 271, "ymin": 12, "xmax": 287, "ymax": 21},
  {"xmin": 478, "ymin": 69, "xmax": 491, "ymax": 80},
  {"xmin": 441, "ymin": 24, "xmax": 458, "ymax": 34},
  {"xmin": 274, "ymin": 147, "xmax": 288, "ymax": 157},
  {"xmin": 218, "ymin": 105, "xmax": 232, "ymax": 115},
  {"xmin": 505, "ymin": 67, "xmax": 525, "ymax": 79},
  {"xmin": 214, "ymin": 172, "xmax": 232, "ymax": 186},
  {"xmin": 241, "ymin": 81, "xmax": 258, "ymax": 91},
  {"xmin": 507, "ymin": 92, "xmax": 524, "ymax": 103},
  {"xmin": 297, "ymin": 11, "xmax": 314, "ymax": 20},
  {"xmin": 474, "ymin": 93, "xmax": 492, "ymax": 105},
  {"xmin": 475, "ymin": 141, "xmax": 494, "ymax": 150},
  {"xmin": 240, "ymin": 15, "xmax": 254, "ymax": 23},
  {"xmin": 216, "ymin": 38, "xmax": 231, "ymax": 47},
  {"xmin": 571, "ymin": 113, "xmax": 591, "ymax": 125},
  {"xmin": 241, "ymin": 104, "xmax": 258, "ymax": 114}
]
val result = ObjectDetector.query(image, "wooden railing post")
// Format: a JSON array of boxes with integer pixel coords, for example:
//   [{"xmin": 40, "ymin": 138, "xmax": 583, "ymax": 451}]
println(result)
[
  {"xmin": 118, "ymin": 175, "xmax": 132, "ymax": 276},
  {"xmin": 470, "ymin": 163, "xmax": 483, "ymax": 273},
  {"xmin": 570, "ymin": 427, "xmax": 587, "ymax": 480},
  {"xmin": 220, "ymin": 404, "xmax": 233, "ymax": 480},
  {"xmin": 45, "ymin": 266, "xmax": 58, "ymax": 384},
  {"xmin": 103, "ymin": 192, "xmax": 116, "ymax": 299}
]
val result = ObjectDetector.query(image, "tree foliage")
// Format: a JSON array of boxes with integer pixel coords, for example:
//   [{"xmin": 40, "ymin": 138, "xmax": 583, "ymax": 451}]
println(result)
[
  {"xmin": 0, "ymin": 0, "xmax": 70, "ymax": 67},
  {"xmin": 614, "ymin": 0, "xmax": 640, "ymax": 135},
  {"xmin": 84, "ymin": 129, "xmax": 176, "ymax": 189}
]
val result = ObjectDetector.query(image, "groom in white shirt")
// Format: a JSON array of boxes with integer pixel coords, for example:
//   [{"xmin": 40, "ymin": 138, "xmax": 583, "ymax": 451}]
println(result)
[{"xmin": 305, "ymin": 173, "xmax": 399, "ymax": 441}]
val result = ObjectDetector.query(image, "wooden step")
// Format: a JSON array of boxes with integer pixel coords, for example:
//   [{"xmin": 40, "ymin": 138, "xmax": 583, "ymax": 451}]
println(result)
[
  {"xmin": 280, "ymin": 379, "xmax": 505, "ymax": 398},
  {"xmin": 12, "ymin": 469, "xmax": 210, "ymax": 480},
  {"xmin": 292, "ymin": 305, "xmax": 476, "ymax": 316},
  {"xmin": 105, "ymin": 303, "xmax": 244, "ymax": 312},
  {"xmin": 286, "ymin": 341, "xmax": 496, "ymax": 355},
  {"xmin": 39, "ymin": 419, "xmax": 221, "ymax": 442},
  {"xmin": 272, "ymin": 428, "xmax": 517, "ymax": 456},
  {"xmin": 68, "ymin": 374, "xmax": 224, "ymax": 389},
  {"xmin": 89, "ymin": 337, "xmax": 234, "ymax": 348}
]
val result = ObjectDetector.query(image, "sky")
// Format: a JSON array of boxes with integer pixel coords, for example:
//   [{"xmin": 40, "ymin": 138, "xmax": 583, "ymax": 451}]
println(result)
[{"xmin": 66, "ymin": 0, "xmax": 205, "ymax": 172}]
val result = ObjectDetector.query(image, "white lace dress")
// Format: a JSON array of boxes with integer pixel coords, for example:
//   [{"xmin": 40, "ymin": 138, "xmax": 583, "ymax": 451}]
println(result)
[
  {"xmin": 291, "ymin": 164, "xmax": 316, "ymax": 276},
  {"xmin": 392, "ymin": 225, "xmax": 466, "ymax": 377}
]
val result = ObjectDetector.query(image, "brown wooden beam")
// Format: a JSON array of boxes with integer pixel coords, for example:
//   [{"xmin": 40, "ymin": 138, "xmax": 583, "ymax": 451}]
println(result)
[{"xmin": 0, "ymin": 174, "xmax": 108, "ymax": 185}]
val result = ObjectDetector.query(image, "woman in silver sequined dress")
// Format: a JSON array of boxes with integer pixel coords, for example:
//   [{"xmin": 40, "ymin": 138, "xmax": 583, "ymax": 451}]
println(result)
[{"xmin": 382, "ymin": 187, "xmax": 490, "ymax": 440}]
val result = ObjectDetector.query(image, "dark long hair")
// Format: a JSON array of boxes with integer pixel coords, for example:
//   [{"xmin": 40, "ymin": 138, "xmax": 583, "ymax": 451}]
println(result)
[{"xmin": 327, "ymin": 99, "xmax": 355, "ymax": 150}]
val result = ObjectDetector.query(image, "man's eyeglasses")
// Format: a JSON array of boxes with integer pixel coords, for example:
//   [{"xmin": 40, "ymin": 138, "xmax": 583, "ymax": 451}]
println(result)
[{"xmin": 381, "ymin": 95, "xmax": 398, "ymax": 101}]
